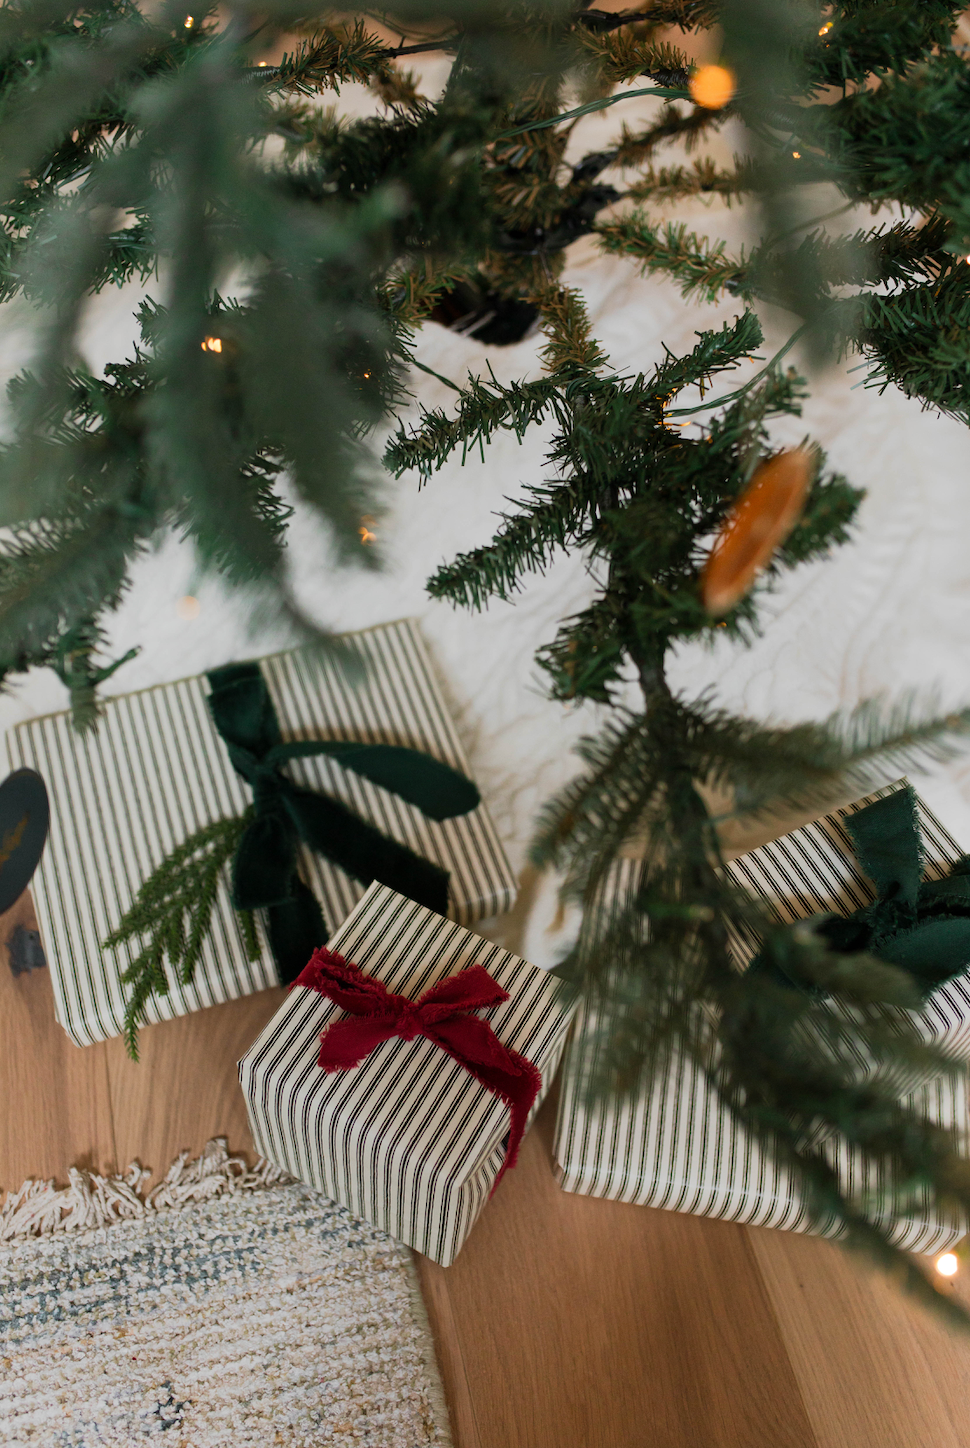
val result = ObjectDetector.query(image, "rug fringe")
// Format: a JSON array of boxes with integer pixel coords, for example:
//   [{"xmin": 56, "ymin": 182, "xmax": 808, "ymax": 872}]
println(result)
[{"xmin": 1, "ymin": 1138, "xmax": 294, "ymax": 1242}]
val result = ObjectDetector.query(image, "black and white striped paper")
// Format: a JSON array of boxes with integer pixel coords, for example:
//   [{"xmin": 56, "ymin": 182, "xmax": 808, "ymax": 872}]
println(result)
[
  {"xmin": 553, "ymin": 787, "xmax": 970, "ymax": 1253},
  {"xmin": 239, "ymin": 883, "xmax": 574, "ymax": 1266},
  {"xmin": 5, "ymin": 619, "xmax": 516, "ymax": 1048}
]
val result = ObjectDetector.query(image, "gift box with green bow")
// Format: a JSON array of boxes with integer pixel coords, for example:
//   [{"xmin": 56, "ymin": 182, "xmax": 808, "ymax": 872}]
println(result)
[
  {"xmin": 726, "ymin": 780, "xmax": 970, "ymax": 1086},
  {"xmin": 6, "ymin": 619, "xmax": 516, "ymax": 1051},
  {"xmin": 552, "ymin": 784, "xmax": 970, "ymax": 1250}
]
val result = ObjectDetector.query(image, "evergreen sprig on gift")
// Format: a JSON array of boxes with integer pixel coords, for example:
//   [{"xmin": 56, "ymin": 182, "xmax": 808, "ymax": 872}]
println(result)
[
  {"xmin": 104, "ymin": 812, "xmax": 259, "ymax": 1059},
  {"xmin": 5, "ymin": 0, "xmax": 970, "ymax": 1315}
]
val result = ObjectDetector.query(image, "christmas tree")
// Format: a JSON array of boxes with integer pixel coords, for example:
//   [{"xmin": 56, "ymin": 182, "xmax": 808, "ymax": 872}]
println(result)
[{"xmin": 4, "ymin": 0, "xmax": 970, "ymax": 1316}]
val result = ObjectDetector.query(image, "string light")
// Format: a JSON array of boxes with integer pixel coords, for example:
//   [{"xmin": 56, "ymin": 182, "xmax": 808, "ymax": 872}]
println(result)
[
  {"xmin": 792, "ymin": 151, "xmax": 801, "ymax": 159},
  {"xmin": 936, "ymin": 1252, "xmax": 959, "ymax": 1276},
  {"xmin": 819, "ymin": 21, "xmax": 833, "ymax": 36},
  {"xmin": 201, "ymin": 336, "xmax": 222, "ymax": 353},
  {"xmin": 184, "ymin": 14, "xmax": 193, "ymax": 26},
  {"xmin": 689, "ymin": 65, "xmax": 736, "ymax": 111},
  {"xmin": 257, "ymin": 60, "xmax": 267, "ymax": 67},
  {"xmin": 358, "ymin": 516, "xmax": 377, "ymax": 545},
  {"xmin": 176, "ymin": 595, "xmax": 200, "ymax": 621}
]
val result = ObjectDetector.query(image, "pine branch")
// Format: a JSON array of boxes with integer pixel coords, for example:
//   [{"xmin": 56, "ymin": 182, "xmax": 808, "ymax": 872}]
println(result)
[
  {"xmin": 426, "ymin": 315, "xmax": 767, "ymax": 615},
  {"xmin": 535, "ymin": 285, "xmax": 609, "ymax": 374},
  {"xmin": 625, "ymin": 156, "xmax": 761, "ymax": 206},
  {"xmin": 612, "ymin": 102, "xmax": 729, "ymax": 167},
  {"xmin": 579, "ymin": 3, "xmax": 720, "ymax": 32},
  {"xmin": 427, "ymin": 462, "xmax": 614, "ymax": 607},
  {"xmin": 682, "ymin": 694, "xmax": 970, "ymax": 821},
  {"xmin": 849, "ymin": 273, "xmax": 970, "ymax": 424},
  {"xmin": 530, "ymin": 711, "xmax": 660, "ymax": 875},
  {"xmin": 596, "ymin": 215, "xmax": 748, "ymax": 302},
  {"xmin": 268, "ymin": 21, "xmax": 400, "ymax": 96},
  {"xmin": 385, "ymin": 372, "xmax": 561, "ymax": 482},
  {"xmin": 575, "ymin": 28, "xmax": 691, "ymax": 88},
  {"xmin": 805, "ymin": 1, "xmax": 963, "ymax": 91},
  {"xmin": 50, "ymin": 619, "xmax": 139, "ymax": 733},
  {"xmin": 651, "ymin": 310, "xmax": 764, "ymax": 403},
  {"xmin": 104, "ymin": 813, "xmax": 256, "ymax": 1060}
]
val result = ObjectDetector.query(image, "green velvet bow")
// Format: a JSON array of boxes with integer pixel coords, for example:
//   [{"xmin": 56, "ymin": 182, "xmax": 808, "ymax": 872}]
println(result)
[
  {"xmin": 207, "ymin": 661, "xmax": 480, "ymax": 983},
  {"xmin": 754, "ymin": 785, "xmax": 970, "ymax": 999}
]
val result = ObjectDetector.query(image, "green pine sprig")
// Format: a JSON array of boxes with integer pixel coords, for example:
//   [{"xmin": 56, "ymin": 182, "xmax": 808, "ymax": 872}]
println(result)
[{"xmin": 104, "ymin": 812, "xmax": 258, "ymax": 1060}]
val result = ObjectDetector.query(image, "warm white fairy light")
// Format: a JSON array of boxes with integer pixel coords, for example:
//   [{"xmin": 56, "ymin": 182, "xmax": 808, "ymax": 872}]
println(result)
[
  {"xmin": 176, "ymin": 595, "xmax": 201, "ymax": 621},
  {"xmin": 819, "ymin": 21, "xmax": 833, "ymax": 36},
  {"xmin": 184, "ymin": 15, "xmax": 194, "ymax": 27},
  {"xmin": 358, "ymin": 516, "xmax": 377, "ymax": 545},
  {"xmin": 201, "ymin": 336, "xmax": 222, "ymax": 353},
  {"xmin": 689, "ymin": 65, "xmax": 735, "ymax": 111},
  {"xmin": 936, "ymin": 1252, "xmax": 959, "ymax": 1277}
]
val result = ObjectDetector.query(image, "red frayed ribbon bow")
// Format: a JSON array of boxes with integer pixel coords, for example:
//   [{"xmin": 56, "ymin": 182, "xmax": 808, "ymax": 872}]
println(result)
[{"xmin": 294, "ymin": 948, "xmax": 542, "ymax": 1192}]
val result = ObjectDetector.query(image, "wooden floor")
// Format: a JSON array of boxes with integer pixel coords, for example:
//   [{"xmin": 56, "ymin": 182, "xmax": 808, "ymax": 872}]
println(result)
[{"xmin": 5, "ymin": 888, "xmax": 970, "ymax": 1448}]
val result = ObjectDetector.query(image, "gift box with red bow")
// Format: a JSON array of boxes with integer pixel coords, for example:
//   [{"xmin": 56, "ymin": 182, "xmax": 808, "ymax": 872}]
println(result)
[{"xmin": 238, "ymin": 882, "xmax": 575, "ymax": 1265}]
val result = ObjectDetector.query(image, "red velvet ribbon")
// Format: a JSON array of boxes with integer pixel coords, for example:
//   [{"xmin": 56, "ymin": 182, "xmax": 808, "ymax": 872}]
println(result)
[{"xmin": 294, "ymin": 947, "xmax": 542, "ymax": 1193}]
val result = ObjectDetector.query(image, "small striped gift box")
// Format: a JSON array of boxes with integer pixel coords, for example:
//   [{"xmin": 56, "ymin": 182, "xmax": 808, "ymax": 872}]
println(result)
[
  {"xmin": 6, "ymin": 618, "xmax": 516, "ymax": 1048},
  {"xmin": 239, "ymin": 883, "xmax": 574, "ymax": 1265},
  {"xmin": 553, "ymin": 786, "xmax": 970, "ymax": 1252}
]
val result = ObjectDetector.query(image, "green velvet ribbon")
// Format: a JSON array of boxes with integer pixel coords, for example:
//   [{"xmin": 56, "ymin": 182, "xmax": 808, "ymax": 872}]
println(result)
[
  {"xmin": 755, "ymin": 785, "xmax": 970, "ymax": 999},
  {"xmin": 207, "ymin": 661, "xmax": 481, "ymax": 984}
]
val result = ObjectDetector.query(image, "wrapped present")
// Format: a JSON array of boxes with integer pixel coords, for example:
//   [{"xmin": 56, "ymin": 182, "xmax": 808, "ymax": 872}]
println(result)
[
  {"xmin": 554, "ymin": 1012, "xmax": 966, "ymax": 1252},
  {"xmin": 239, "ymin": 882, "xmax": 574, "ymax": 1266},
  {"xmin": 552, "ymin": 784, "xmax": 970, "ymax": 1252},
  {"xmin": 6, "ymin": 619, "xmax": 516, "ymax": 1048},
  {"xmin": 726, "ymin": 780, "xmax": 970, "ymax": 1085}
]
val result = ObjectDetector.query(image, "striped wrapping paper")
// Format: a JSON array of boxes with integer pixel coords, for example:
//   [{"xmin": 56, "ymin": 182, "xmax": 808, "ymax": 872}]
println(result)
[
  {"xmin": 726, "ymin": 781, "xmax": 970, "ymax": 1086},
  {"xmin": 239, "ymin": 883, "xmax": 574, "ymax": 1266},
  {"xmin": 5, "ymin": 619, "xmax": 516, "ymax": 1048},
  {"xmin": 553, "ymin": 785, "xmax": 970, "ymax": 1252}
]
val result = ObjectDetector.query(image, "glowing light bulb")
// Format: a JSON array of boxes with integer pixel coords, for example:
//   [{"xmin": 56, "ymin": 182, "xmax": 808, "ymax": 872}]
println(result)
[
  {"xmin": 936, "ymin": 1253, "xmax": 959, "ymax": 1277},
  {"xmin": 358, "ymin": 516, "xmax": 377, "ymax": 545},
  {"xmin": 819, "ymin": 21, "xmax": 833, "ymax": 36},
  {"xmin": 176, "ymin": 595, "xmax": 201, "ymax": 621},
  {"xmin": 792, "ymin": 151, "xmax": 801, "ymax": 159},
  {"xmin": 201, "ymin": 336, "xmax": 222, "ymax": 353},
  {"xmin": 184, "ymin": 14, "xmax": 194, "ymax": 26},
  {"xmin": 257, "ymin": 60, "xmax": 267, "ymax": 67},
  {"xmin": 689, "ymin": 65, "xmax": 736, "ymax": 111}
]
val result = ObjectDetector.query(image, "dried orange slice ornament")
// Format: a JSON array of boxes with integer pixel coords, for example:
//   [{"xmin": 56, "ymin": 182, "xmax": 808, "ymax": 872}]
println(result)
[{"xmin": 702, "ymin": 448, "xmax": 813, "ymax": 616}]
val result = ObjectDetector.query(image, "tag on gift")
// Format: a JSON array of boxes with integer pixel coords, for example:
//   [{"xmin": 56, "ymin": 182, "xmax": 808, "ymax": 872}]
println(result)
[{"xmin": 0, "ymin": 769, "xmax": 48, "ymax": 914}]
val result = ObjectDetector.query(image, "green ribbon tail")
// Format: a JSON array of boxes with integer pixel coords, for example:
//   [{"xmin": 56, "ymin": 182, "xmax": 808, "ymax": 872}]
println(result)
[
  {"xmin": 266, "ymin": 877, "xmax": 328, "ymax": 984},
  {"xmin": 842, "ymin": 785, "xmax": 922, "ymax": 908},
  {"xmin": 270, "ymin": 740, "xmax": 480, "ymax": 821},
  {"xmin": 284, "ymin": 784, "xmax": 450, "ymax": 916},
  {"xmin": 874, "ymin": 917, "xmax": 970, "ymax": 993}
]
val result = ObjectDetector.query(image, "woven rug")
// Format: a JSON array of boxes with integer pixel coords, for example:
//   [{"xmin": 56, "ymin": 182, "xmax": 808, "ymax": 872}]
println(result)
[{"xmin": 0, "ymin": 1139, "xmax": 453, "ymax": 1446}]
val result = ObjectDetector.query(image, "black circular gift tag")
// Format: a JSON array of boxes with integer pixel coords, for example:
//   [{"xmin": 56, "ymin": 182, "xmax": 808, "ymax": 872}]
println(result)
[{"xmin": 0, "ymin": 768, "xmax": 49, "ymax": 914}]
